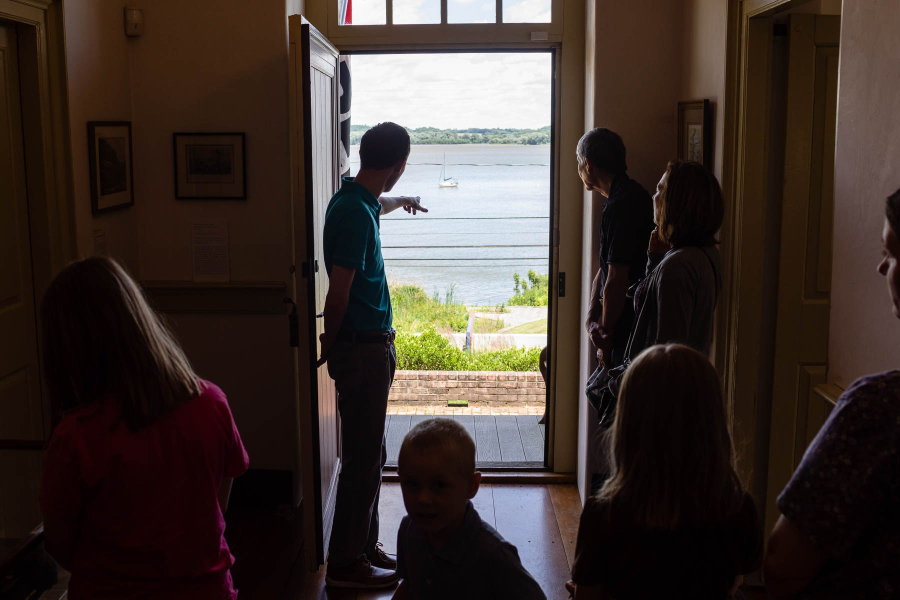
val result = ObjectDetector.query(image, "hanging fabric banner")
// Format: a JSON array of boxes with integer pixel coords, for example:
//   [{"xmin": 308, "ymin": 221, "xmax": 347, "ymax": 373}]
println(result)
[{"xmin": 338, "ymin": 0, "xmax": 352, "ymax": 175}]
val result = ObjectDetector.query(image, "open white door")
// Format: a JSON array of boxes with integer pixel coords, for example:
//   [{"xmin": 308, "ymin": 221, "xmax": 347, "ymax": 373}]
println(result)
[{"xmin": 288, "ymin": 16, "xmax": 341, "ymax": 569}]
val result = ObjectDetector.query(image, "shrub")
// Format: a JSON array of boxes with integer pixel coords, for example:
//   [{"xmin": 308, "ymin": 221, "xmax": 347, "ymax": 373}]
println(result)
[
  {"xmin": 395, "ymin": 327, "xmax": 540, "ymax": 372},
  {"xmin": 508, "ymin": 270, "xmax": 549, "ymax": 307}
]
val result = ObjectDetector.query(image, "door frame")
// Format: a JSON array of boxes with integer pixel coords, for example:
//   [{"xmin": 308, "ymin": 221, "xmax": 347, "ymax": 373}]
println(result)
[
  {"xmin": 338, "ymin": 46, "xmax": 559, "ymax": 470},
  {"xmin": 718, "ymin": 0, "xmax": 839, "ymax": 522},
  {"xmin": 0, "ymin": 0, "xmax": 76, "ymax": 440}
]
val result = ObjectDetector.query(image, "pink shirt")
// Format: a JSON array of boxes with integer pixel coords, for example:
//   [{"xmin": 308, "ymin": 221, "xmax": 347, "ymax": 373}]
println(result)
[{"xmin": 40, "ymin": 380, "xmax": 249, "ymax": 599}]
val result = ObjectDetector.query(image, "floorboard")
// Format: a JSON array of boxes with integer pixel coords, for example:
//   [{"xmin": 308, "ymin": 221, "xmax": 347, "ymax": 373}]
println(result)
[
  {"xmin": 548, "ymin": 484, "xmax": 582, "ymax": 571},
  {"xmin": 517, "ymin": 415, "xmax": 544, "ymax": 462},
  {"xmin": 471, "ymin": 483, "xmax": 496, "ymax": 528},
  {"xmin": 474, "ymin": 415, "xmax": 502, "ymax": 462},
  {"xmin": 492, "ymin": 485, "xmax": 572, "ymax": 599},
  {"xmin": 496, "ymin": 416, "xmax": 526, "ymax": 462}
]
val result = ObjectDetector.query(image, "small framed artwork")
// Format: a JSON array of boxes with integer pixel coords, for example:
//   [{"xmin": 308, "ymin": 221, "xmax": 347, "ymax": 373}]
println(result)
[
  {"xmin": 88, "ymin": 121, "xmax": 135, "ymax": 215},
  {"xmin": 677, "ymin": 99, "xmax": 713, "ymax": 167},
  {"xmin": 173, "ymin": 133, "xmax": 246, "ymax": 199}
]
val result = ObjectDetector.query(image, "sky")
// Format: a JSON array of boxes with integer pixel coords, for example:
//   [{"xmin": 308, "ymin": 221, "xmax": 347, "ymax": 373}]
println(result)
[
  {"xmin": 349, "ymin": 53, "xmax": 552, "ymax": 130},
  {"xmin": 345, "ymin": 0, "xmax": 551, "ymax": 130}
]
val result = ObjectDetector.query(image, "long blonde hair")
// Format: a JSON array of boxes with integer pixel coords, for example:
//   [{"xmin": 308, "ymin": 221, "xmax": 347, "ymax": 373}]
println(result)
[
  {"xmin": 599, "ymin": 344, "xmax": 743, "ymax": 529},
  {"xmin": 40, "ymin": 257, "xmax": 201, "ymax": 431}
]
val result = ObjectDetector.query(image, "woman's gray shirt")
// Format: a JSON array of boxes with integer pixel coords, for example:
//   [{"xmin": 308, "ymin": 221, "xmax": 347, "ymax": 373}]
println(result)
[{"xmin": 626, "ymin": 245, "xmax": 722, "ymax": 361}]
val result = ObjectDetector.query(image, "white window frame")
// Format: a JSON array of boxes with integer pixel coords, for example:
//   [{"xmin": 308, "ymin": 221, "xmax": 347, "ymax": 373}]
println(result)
[{"xmin": 323, "ymin": 0, "xmax": 564, "ymax": 47}]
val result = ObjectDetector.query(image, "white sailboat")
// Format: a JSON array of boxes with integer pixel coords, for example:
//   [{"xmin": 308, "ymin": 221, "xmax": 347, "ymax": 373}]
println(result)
[{"xmin": 438, "ymin": 153, "xmax": 458, "ymax": 188}]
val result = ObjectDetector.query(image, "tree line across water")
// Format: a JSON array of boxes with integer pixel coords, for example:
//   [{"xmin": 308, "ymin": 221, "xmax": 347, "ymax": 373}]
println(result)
[{"xmin": 350, "ymin": 124, "xmax": 551, "ymax": 146}]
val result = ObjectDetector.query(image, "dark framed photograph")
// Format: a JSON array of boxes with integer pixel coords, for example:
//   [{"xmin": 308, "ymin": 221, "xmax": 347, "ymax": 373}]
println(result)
[
  {"xmin": 88, "ymin": 121, "xmax": 134, "ymax": 215},
  {"xmin": 677, "ymin": 99, "xmax": 713, "ymax": 168},
  {"xmin": 173, "ymin": 133, "xmax": 246, "ymax": 199}
]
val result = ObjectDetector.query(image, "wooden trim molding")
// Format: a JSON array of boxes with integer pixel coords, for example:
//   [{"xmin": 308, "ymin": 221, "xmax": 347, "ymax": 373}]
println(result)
[
  {"xmin": 813, "ymin": 382, "xmax": 843, "ymax": 406},
  {"xmin": 142, "ymin": 281, "xmax": 288, "ymax": 314}
]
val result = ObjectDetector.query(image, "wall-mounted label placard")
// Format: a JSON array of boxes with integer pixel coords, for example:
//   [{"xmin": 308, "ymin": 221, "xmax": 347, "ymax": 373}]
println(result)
[{"xmin": 191, "ymin": 219, "xmax": 230, "ymax": 282}]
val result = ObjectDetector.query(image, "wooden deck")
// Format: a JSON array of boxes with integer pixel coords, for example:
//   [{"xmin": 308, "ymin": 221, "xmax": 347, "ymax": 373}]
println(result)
[{"xmin": 385, "ymin": 414, "xmax": 545, "ymax": 466}]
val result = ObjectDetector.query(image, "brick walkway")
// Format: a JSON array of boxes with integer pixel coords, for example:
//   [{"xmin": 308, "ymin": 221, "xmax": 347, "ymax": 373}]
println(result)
[{"xmin": 388, "ymin": 403, "xmax": 544, "ymax": 416}]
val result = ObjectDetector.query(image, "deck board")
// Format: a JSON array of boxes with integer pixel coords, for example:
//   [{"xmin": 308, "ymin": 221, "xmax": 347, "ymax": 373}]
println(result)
[
  {"xmin": 496, "ymin": 415, "xmax": 527, "ymax": 462},
  {"xmin": 386, "ymin": 414, "xmax": 411, "ymax": 464},
  {"xmin": 517, "ymin": 415, "xmax": 544, "ymax": 462},
  {"xmin": 474, "ymin": 416, "xmax": 502, "ymax": 462},
  {"xmin": 385, "ymin": 415, "xmax": 542, "ymax": 465}
]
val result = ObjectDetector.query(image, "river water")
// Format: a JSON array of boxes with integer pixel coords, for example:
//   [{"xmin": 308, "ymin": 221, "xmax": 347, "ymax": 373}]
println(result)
[{"xmin": 350, "ymin": 144, "xmax": 551, "ymax": 306}]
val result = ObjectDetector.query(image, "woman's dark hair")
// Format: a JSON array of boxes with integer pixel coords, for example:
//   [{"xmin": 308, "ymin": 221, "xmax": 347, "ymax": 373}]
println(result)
[
  {"xmin": 657, "ymin": 159, "xmax": 724, "ymax": 248},
  {"xmin": 576, "ymin": 127, "xmax": 627, "ymax": 175},
  {"xmin": 885, "ymin": 188, "xmax": 900, "ymax": 236},
  {"xmin": 359, "ymin": 122, "xmax": 411, "ymax": 170},
  {"xmin": 40, "ymin": 257, "xmax": 201, "ymax": 432}
]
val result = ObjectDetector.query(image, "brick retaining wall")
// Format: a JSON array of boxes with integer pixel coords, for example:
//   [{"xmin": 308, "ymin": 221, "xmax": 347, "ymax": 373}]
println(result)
[{"xmin": 389, "ymin": 370, "xmax": 546, "ymax": 407}]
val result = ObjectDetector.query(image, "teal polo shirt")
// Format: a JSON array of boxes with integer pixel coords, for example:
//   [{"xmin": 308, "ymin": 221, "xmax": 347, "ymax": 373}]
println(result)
[{"xmin": 323, "ymin": 177, "xmax": 392, "ymax": 332}]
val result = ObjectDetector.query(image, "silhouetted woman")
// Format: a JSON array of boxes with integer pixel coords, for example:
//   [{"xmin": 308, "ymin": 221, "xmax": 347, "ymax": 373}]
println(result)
[
  {"xmin": 626, "ymin": 159, "xmax": 723, "ymax": 361},
  {"xmin": 39, "ymin": 257, "xmax": 248, "ymax": 599}
]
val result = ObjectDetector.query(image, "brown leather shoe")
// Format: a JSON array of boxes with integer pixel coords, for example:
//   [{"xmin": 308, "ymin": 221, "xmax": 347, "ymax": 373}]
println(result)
[
  {"xmin": 368, "ymin": 542, "xmax": 397, "ymax": 570},
  {"xmin": 325, "ymin": 558, "xmax": 398, "ymax": 589}
]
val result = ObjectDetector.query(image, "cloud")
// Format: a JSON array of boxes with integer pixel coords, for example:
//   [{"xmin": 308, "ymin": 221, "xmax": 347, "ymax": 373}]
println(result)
[
  {"xmin": 504, "ymin": 0, "xmax": 551, "ymax": 22},
  {"xmin": 350, "ymin": 53, "xmax": 552, "ymax": 129}
]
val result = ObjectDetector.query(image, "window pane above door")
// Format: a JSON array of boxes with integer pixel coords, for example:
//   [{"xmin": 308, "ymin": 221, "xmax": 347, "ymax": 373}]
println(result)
[
  {"xmin": 503, "ymin": 0, "xmax": 551, "ymax": 23},
  {"xmin": 341, "ymin": 0, "xmax": 387, "ymax": 25},
  {"xmin": 393, "ymin": 0, "xmax": 441, "ymax": 24},
  {"xmin": 448, "ymin": 0, "xmax": 496, "ymax": 24}
]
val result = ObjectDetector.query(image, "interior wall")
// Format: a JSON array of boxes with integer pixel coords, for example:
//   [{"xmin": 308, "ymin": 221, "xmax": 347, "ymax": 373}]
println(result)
[
  {"xmin": 61, "ymin": 0, "xmax": 299, "ymax": 475},
  {"xmin": 62, "ymin": 0, "xmax": 139, "ymax": 273},
  {"xmin": 829, "ymin": 0, "xmax": 900, "ymax": 387},
  {"xmin": 125, "ymin": 0, "xmax": 297, "ymax": 471},
  {"xmin": 680, "ymin": 0, "xmax": 727, "ymax": 181},
  {"xmin": 576, "ymin": 0, "xmax": 682, "ymax": 495}
]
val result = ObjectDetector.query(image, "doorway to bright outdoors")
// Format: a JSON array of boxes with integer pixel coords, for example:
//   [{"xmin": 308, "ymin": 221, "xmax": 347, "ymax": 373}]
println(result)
[{"xmin": 345, "ymin": 51, "xmax": 553, "ymax": 468}]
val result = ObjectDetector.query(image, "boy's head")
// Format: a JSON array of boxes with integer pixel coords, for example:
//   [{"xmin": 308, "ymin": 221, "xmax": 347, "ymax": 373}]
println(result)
[
  {"xmin": 398, "ymin": 418, "xmax": 481, "ymax": 537},
  {"xmin": 359, "ymin": 122, "xmax": 410, "ymax": 193}
]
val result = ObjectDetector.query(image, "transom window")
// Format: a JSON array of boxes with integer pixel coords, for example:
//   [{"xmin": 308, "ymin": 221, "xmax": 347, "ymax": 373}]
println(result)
[{"xmin": 337, "ymin": 0, "xmax": 552, "ymax": 26}]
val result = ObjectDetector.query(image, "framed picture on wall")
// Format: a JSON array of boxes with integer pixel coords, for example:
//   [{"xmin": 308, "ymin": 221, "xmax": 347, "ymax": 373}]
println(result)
[
  {"xmin": 173, "ymin": 133, "xmax": 246, "ymax": 199},
  {"xmin": 677, "ymin": 99, "xmax": 713, "ymax": 168},
  {"xmin": 88, "ymin": 121, "xmax": 135, "ymax": 215}
]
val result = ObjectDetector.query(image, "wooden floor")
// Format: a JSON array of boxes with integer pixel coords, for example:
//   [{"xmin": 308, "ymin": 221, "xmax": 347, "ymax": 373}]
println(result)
[
  {"xmin": 385, "ymin": 415, "xmax": 545, "ymax": 465},
  {"xmin": 229, "ymin": 482, "xmax": 581, "ymax": 600}
]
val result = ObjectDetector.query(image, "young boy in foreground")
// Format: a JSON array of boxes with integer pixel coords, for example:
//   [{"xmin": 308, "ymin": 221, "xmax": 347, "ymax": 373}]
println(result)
[{"xmin": 393, "ymin": 419, "xmax": 546, "ymax": 600}]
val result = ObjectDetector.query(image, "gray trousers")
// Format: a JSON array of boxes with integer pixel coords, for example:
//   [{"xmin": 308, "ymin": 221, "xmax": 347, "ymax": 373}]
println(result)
[{"xmin": 326, "ymin": 339, "xmax": 396, "ymax": 568}]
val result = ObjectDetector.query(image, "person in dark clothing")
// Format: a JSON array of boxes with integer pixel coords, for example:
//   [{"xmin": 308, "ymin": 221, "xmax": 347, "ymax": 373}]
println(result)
[
  {"xmin": 578, "ymin": 128, "xmax": 655, "ymax": 369},
  {"xmin": 569, "ymin": 344, "xmax": 762, "ymax": 600}
]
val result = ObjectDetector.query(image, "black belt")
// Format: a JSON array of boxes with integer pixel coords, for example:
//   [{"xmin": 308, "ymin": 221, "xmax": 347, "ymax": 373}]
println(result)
[{"xmin": 336, "ymin": 329, "xmax": 396, "ymax": 344}]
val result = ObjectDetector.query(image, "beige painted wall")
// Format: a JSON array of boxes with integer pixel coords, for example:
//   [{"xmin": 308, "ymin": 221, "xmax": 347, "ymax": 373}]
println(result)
[
  {"xmin": 829, "ymin": 0, "xmax": 900, "ymax": 388},
  {"xmin": 576, "ymin": 0, "xmax": 682, "ymax": 496},
  {"xmin": 62, "ymin": 0, "xmax": 299, "ymax": 473},
  {"xmin": 63, "ymin": 0, "xmax": 139, "ymax": 272},
  {"xmin": 681, "ymin": 0, "xmax": 727, "ymax": 181}
]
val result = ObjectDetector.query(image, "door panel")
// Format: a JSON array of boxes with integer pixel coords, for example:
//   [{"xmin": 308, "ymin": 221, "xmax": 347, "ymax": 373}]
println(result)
[
  {"xmin": 289, "ymin": 16, "xmax": 341, "ymax": 569},
  {"xmin": 0, "ymin": 23, "xmax": 44, "ymax": 542},
  {"xmin": 765, "ymin": 14, "xmax": 839, "ymax": 533}
]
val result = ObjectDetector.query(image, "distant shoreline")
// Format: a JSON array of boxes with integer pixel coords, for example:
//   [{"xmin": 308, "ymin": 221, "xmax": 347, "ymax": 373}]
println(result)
[{"xmin": 350, "ymin": 125, "xmax": 551, "ymax": 146}]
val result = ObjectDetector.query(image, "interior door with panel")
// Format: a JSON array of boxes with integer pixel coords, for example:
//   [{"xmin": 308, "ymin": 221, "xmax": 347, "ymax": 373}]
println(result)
[
  {"xmin": 765, "ymin": 14, "xmax": 839, "ymax": 533},
  {"xmin": 0, "ymin": 21, "xmax": 44, "ymax": 548},
  {"xmin": 289, "ymin": 16, "xmax": 341, "ymax": 569}
]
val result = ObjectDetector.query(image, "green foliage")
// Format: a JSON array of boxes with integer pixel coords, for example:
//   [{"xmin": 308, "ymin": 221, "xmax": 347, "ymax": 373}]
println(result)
[
  {"xmin": 391, "ymin": 284, "xmax": 468, "ymax": 333},
  {"xmin": 508, "ymin": 270, "xmax": 550, "ymax": 307},
  {"xmin": 395, "ymin": 328, "xmax": 540, "ymax": 372},
  {"xmin": 350, "ymin": 124, "xmax": 551, "ymax": 146}
]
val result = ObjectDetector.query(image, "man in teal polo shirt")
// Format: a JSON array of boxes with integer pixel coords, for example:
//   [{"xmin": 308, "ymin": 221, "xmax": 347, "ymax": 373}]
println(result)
[{"xmin": 319, "ymin": 122, "xmax": 426, "ymax": 589}]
